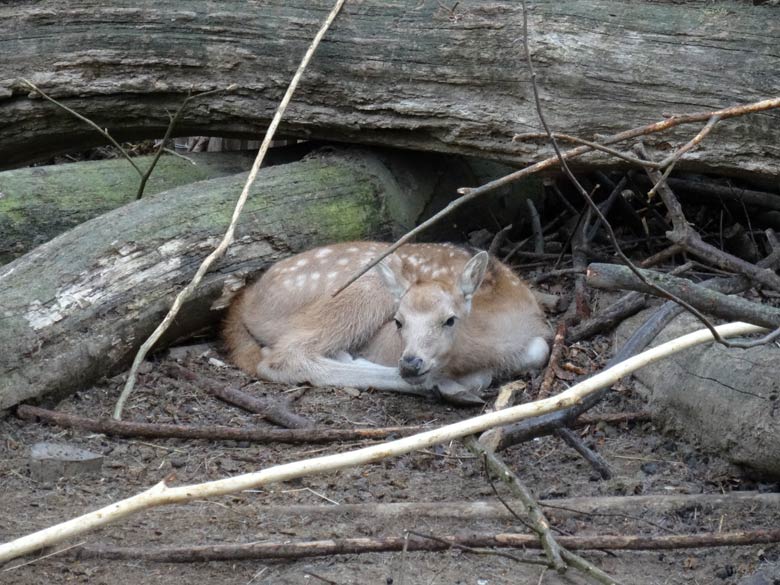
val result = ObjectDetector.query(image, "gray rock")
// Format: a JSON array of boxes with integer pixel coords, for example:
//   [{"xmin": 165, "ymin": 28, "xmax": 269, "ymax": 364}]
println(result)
[{"xmin": 29, "ymin": 442, "xmax": 103, "ymax": 483}]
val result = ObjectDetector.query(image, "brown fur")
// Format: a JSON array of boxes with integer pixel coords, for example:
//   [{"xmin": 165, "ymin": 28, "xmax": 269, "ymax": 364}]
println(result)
[{"xmin": 223, "ymin": 289, "xmax": 265, "ymax": 374}]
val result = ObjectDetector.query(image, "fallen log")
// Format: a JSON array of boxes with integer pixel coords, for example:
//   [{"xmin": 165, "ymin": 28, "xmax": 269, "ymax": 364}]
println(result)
[
  {"xmin": 73, "ymin": 529, "xmax": 780, "ymax": 562},
  {"xmin": 0, "ymin": 2, "xmax": 778, "ymax": 177},
  {"xmin": 0, "ymin": 152, "xmax": 254, "ymax": 265},
  {"xmin": 616, "ymin": 312, "xmax": 780, "ymax": 478},
  {"xmin": 0, "ymin": 147, "xmax": 472, "ymax": 410}
]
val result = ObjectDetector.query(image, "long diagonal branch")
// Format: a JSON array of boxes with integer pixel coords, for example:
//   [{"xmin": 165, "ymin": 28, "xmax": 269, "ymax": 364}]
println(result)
[{"xmin": 112, "ymin": 0, "xmax": 348, "ymax": 419}]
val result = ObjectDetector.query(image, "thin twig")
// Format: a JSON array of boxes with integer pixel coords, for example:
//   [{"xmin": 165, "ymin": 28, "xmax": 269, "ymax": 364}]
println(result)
[
  {"xmin": 556, "ymin": 427, "xmax": 612, "ymax": 480},
  {"xmin": 2, "ymin": 541, "xmax": 86, "ymax": 572},
  {"xmin": 22, "ymin": 79, "xmax": 143, "ymax": 175},
  {"xmin": 113, "ymin": 0, "xmax": 348, "ymax": 419},
  {"xmin": 636, "ymin": 143, "xmax": 780, "ymax": 295},
  {"xmin": 466, "ymin": 436, "xmax": 565, "ymax": 572},
  {"xmin": 513, "ymin": 131, "xmax": 663, "ymax": 169},
  {"xmin": 467, "ymin": 434, "xmax": 620, "ymax": 584},
  {"xmin": 516, "ymin": 0, "xmax": 756, "ymax": 351},
  {"xmin": 18, "ymin": 405, "xmax": 421, "ymax": 444},
  {"xmin": 136, "ymin": 87, "xmax": 230, "ymax": 199},
  {"xmin": 73, "ymin": 529, "xmax": 780, "ymax": 562},
  {"xmin": 647, "ymin": 115, "xmax": 722, "ymax": 198},
  {"xmin": 406, "ymin": 530, "xmax": 548, "ymax": 567},
  {"xmin": 332, "ymin": 97, "xmax": 780, "ymax": 296}
]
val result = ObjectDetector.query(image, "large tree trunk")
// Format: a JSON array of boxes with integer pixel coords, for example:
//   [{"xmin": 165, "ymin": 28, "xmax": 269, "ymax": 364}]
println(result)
[
  {"xmin": 0, "ymin": 148, "xmax": 477, "ymax": 410},
  {"xmin": 1, "ymin": 1, "xmax": 777, "ymax": 177},
  {"xmin": 0, "ymin": 152, "xmax": 254, "ymax": 264}
]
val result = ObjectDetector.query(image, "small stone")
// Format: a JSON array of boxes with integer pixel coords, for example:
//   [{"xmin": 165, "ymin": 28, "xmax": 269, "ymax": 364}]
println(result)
[
  {"xmin": 169, "ymin": 456, "xmax": 187, "ymax": 469},
  {"xmin": 714, "ymin": 565, "xmax": 735, "ymax": 579},
  {"xmin": 641, "ymin": 462, "xmax": 659, "ymax": 475},
  {"xmin": 29, "ymin": 442, "xmax": 103, "ymax": 483}
]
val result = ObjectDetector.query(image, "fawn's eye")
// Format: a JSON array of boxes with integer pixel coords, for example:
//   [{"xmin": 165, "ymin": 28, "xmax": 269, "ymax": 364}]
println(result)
[
  {"xmin": 394, "ymin": 318, "xmax": 403, "ymax": 330},
  {"xmin": 444, "ymin": 316, "xmax": 456, "ymax": 327}
]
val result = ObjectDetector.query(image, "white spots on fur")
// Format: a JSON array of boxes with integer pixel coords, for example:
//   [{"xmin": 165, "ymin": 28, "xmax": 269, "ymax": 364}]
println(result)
[
  {"xmin": 296, "ymin": 258, "xmax": 308, "ymax": 267},
  {"xmin": 315, "ymin": 247, "xmax": 333, "ymax": 258},
  {"xmin": 448, "ymin": 251, "xmax": 455, "ymax": 258},
  {"xmin": 282, "ymin": 278, "xmax": 292, "ymax": 288},
  {"xmin": 295, "ymin": 274, "xmax": 306, "ymax": 288},
  {"xmin": 311, "ymin": 272, "xmax": 320, "ymax": 281},
  {"xmin": 347, "ymin": 246, "xmax": 359, "ymax": 252},
  {"xmin": 327, "ymin": 271, "xmax": 339, "ymax": 280},
  {"xmin": 337, "ymin": 257, "xmax": 350, "ymax": 266},
  {"xmin": 432, "ymin": 268, "xmax": 447, "ymax": 279}
]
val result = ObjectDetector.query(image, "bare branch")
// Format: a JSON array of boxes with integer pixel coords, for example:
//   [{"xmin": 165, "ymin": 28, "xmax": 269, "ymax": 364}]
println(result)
[{"xmin": 113, "ymin": 0, "xmax": 348, "ymax": 419}]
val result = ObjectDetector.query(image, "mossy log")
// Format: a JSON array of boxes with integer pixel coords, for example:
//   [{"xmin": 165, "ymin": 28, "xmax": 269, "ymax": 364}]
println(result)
[
  {"xmin": 0, "ymin": 1, "xmax": 778, "ymax": 177},
  {"xmin": 0, "ymin": 148, "xmax": 472, "ymax": 410},
  {"xmin": 0, "ymin": 152, "xmax": 254, "ymax": 264}
]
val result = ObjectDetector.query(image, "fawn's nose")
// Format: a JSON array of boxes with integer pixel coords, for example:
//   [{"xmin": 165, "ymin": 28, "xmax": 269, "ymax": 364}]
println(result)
[{"xmin": 399, "ymin": 355, "xmax": 425, "ymax": 379}]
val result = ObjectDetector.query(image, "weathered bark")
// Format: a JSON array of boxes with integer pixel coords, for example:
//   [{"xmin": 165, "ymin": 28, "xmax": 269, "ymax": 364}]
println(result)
[
  {"xmin": 0, "ymin": 147, "xmax": 472, "ymax": 410},
  {"xmin": 0, "ymin": 152, "xmax": 254, "ymax": 264},
  {"xmin": 1, "ymin": 2, "xmax": 778, "ymax": 177},
  {"xmin": 616, "ymin": 311, "xmax": 780, "ymax": 478}
]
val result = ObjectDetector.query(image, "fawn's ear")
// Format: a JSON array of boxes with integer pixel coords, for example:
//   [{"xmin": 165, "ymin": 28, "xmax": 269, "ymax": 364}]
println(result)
[
  {"xmin": 458, "ymin": 251, "xmax": 489, "ymax": 300},
  {"xmin": 375, "ymin": 253, "xmax": 410, "ymax": 301}
]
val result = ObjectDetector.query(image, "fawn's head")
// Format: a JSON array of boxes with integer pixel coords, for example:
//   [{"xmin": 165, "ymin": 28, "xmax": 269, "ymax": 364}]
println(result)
[{"xmin": 376, "ymin": 250, "xmax": 489, "ymax": 384}]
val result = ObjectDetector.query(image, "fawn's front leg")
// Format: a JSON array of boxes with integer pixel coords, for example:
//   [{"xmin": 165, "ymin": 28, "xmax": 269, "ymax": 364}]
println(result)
[{"xmin": 434, "ymin": 370, "xmax": 492, "ymax": 405}]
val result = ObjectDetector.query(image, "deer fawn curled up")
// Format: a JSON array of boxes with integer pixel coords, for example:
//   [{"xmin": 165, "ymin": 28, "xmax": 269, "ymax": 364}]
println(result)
[{"xmin": 223, "ymin": 241, "xmax": 552, "ymax": 404}]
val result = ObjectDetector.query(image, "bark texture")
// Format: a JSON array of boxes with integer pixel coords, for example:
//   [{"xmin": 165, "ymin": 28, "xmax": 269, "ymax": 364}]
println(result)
[
  {"xmin": 0, "ymin": 152, "xmax": 254, "ymax": 264},
  {"xmin": 0, "ymin": 1, "xmax": 778, "ymax": 176},
  {"xmin": 616, "ymin": 311, "xmax": 780, "ymax": 478},
  {"xmin": 0, "ymin": 148, "xmax": 459, "ymax": 410}
]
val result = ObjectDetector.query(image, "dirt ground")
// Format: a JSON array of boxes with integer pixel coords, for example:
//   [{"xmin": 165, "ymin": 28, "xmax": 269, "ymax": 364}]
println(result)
[{"xmin": 1, "ymin": 332, "xmax": 779, "ymax": 585}]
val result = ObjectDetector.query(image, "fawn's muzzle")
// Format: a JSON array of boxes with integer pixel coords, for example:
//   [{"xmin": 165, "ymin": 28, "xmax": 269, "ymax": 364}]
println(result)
[{"xmin": 399, "ymin": 355, "xmax": 426, "ymax": 379}]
